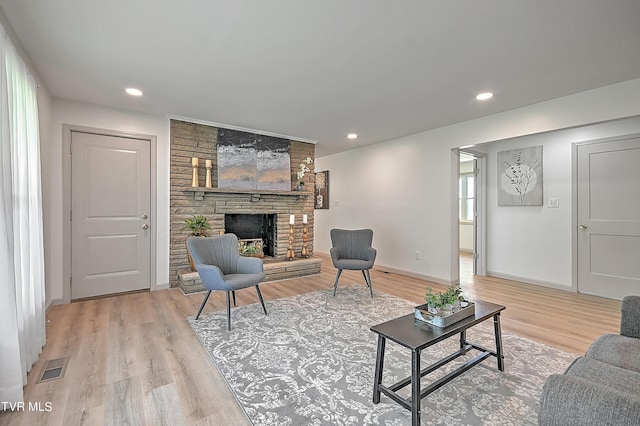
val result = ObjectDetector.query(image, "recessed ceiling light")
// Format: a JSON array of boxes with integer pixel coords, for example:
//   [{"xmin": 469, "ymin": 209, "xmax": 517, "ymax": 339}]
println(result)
[
  {"xmin": 347, "ymin": 133, "xmax": 358, "ymax": 139},
  {"xmin": 125, "ymin": 87, "xmax": 143, "ymax": 96},
  {"xmin": 476, "ymin": 92, "xmax": 493, "ymax": 101}
]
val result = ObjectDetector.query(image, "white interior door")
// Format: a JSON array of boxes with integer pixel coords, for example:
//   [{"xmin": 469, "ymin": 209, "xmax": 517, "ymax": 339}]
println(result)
[
  {"xmin": 577, "ymin": 136, "xmax": 640, "ymax": 300},
  {"xmin": 71, "ymin": 131, "xmax": 151, "ymax": 299}
]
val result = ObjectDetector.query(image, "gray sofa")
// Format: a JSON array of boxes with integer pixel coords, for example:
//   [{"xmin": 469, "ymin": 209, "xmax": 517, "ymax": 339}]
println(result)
[{"xmin": 539, "ymin": 295, "xmax": 640, "ymax": 426}]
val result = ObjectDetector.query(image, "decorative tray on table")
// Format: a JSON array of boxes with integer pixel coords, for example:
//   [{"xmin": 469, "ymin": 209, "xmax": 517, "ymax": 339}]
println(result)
[{"xmin": 414, "ymin": 301, "xmax": 475, "ymax": 328}]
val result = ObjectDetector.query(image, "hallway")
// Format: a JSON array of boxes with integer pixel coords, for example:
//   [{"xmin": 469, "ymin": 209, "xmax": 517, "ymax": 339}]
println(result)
[{"xmin": 459, "ymin": 251, "xmax": 474, "ymax": 284}]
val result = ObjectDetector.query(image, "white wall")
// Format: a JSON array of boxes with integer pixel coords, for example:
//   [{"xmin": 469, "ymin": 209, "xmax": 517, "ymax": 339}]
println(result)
[
  {"xmin": 459, "ymin": 224, "xmax": 473, "ymax": 252},
  {"xmin": 47, "ymin": 99, "xmax": 170, "ymax": 302},
  {"xmin": 315, "ymin": 78, "xmax": 640, "ymax": 286},
  {"xmin": 485, "ymin": 116, "xmax": 640, "ymax": 289}
]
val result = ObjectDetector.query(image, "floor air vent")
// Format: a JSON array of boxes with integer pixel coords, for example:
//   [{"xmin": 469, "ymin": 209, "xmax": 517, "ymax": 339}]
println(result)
[{"xmin": 36, "ymin": 357, "xmax": 69, "ymax": 383}]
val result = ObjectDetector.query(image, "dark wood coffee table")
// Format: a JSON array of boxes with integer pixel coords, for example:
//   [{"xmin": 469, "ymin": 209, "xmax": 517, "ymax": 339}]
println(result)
[{"xmin": 370, "ymin": 300, "xmax": 506, "ymax": 426}]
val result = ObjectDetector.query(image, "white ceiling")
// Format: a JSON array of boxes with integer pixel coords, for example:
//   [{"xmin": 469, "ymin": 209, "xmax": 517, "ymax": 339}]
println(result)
[{"xmin": 2, "ymin": 1, "xmax": 640, "ymax": 156}]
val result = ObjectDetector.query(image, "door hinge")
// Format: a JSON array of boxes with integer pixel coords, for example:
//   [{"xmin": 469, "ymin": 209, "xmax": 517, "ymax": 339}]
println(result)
[
  {"xmin": 69, "ymin": 143, "xmax": 72, "ymax": 155},
  {"xmin": 69, "ymin": 277, "xmax": 72, "ymax": 288},
  {"xmin": 473, "ymin": 252, "xmax": 479, "ymax": 260},
  {"xmin": 70, "ymin": 210, "xmax": 72, "ymax": 221}
]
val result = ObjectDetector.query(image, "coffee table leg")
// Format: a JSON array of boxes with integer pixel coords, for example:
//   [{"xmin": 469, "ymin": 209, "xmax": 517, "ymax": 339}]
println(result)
[
  {"xmin": 373, "ymin": 335, "xmax": 386, "ymax": 403},
  {"xmin": 411, "ymin": 349, "xmax": 421, "ymax": 426},
  {"xmin": 459, "ymin": 329, "xmax": 466, "ymax": 350},
  {"xmin": 493, "ymin": 313, "xmax": 505, "ymax": 371}
]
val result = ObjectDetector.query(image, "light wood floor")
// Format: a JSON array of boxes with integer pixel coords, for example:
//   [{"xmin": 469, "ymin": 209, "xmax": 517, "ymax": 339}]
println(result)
[{"xmin": 0, "ymin": 254, "xmax": 622, "ymax": 425}]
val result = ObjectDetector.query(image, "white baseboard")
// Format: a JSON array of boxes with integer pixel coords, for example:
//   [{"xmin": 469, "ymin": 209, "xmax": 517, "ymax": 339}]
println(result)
[
  {"xmin": 46, "ymin": 298, "xmax": 65, "ymax": 310},
  {"xmin": 315, "ymin": 251, "xmax": 454, "ymax": 286},
  {"xmin": 487, "ymin": 271, "xmax": 574, "ymax": 292},
  {"xmin": 154, "ymin": 282, "xmax": 171, "ymax": 291},
  {"xmin": 46, "ymin": 283, "xmax": 170, "ymax": 309},
  {"xmin": 374, "ymin": 264, "xmax": 452, "ymax": 286}
]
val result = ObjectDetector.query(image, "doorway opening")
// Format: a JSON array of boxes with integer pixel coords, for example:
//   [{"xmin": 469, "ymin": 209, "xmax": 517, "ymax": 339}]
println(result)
[{"xmin": 458, "ymin": 150, "xmax": 486, "ymax": 284}]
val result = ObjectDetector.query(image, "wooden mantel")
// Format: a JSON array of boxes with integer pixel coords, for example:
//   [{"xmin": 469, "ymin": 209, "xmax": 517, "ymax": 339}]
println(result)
[{"xmin": 183, "ymin": 187, "xmax": 310, "ymax": 201}]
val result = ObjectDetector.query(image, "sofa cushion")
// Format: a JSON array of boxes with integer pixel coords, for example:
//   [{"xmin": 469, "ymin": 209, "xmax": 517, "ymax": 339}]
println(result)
[
  {"xmin": 621, "ymin": 295, "xmax": 640, "ymax": 339},
  {"xmin": 566, "ymin": 357, "xmax": 640, "ymax": 395},
  {"xmin": 586, "ymin": 334, "xmax": 640, "ymax": 373},
  {"xmin": 539, "ymin": 374, "xmax": 640, "ymax": 426}
]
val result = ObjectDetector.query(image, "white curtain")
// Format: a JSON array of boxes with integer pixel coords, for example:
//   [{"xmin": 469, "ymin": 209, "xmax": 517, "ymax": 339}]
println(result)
[{"xmin": 0, "ymin": 23, "xmax": 46, "ymax": 404}]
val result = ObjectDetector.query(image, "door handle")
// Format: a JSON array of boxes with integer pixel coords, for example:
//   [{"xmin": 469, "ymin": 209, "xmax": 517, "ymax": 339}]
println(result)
[
  {"xmin": 579, "ymin": 224, "xmax": 588, "ymax": 230},
  {"xmin": 142, "ymin": 224, "xmax": 149, "ymax": 230},
  {"xmin": 142, "ymin": 213, "xmax": 148, "ymax": 219}
]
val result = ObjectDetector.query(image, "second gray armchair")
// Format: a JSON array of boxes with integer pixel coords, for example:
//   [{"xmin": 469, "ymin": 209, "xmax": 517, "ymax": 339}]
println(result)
[{"xmin": 330, "ymin": 228, "xmax": 377, "ymax": 297}]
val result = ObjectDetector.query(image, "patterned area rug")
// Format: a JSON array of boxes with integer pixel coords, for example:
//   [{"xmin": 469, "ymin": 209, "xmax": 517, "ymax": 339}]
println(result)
[{"xmin": 188, "ymin": 286, "xmax": 575, "ymax": 425}]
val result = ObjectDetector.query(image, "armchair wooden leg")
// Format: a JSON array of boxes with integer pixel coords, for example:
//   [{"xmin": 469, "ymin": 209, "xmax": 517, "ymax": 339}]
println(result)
[
  {"xmin": 364, "ymin": 269, "xmax": 374, "ymax": 298},
  {"xmin": 333, "ymin": 269, "xmax": 343, "ymax": 296},
  {"xmin": 255, "ymin": 285, "xmax": 267, "ymax": 315},
  {"xmin": 195, "ymin": 290, "xmax": 212, "ymax": 320},
  {"xmin": 226, "ymin": 291, "xmax": 232, "ymax": 331}
]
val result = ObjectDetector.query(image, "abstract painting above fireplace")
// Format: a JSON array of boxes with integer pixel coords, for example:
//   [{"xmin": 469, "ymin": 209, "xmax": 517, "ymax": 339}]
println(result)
[{"xmin": 217, "ymin": 128, "xmax": 291, "ymax": 191}]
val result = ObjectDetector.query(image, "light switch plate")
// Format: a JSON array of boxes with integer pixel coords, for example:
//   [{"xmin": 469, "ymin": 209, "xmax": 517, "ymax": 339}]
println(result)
[{"xmin": 547, "ymin": 198, "xmax": 559, "ymax": 208}]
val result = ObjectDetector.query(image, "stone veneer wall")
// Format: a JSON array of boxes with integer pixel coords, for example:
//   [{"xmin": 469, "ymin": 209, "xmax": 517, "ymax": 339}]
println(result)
[{"xmin": 169, "ymin": 119, "xmax": 316, "ymax": 287}]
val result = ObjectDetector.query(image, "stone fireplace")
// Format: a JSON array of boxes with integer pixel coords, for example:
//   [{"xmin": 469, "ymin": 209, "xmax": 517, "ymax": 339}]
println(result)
[{"xmin": 169, "ymin": 119, "xmax": 320, "ymax": 291}]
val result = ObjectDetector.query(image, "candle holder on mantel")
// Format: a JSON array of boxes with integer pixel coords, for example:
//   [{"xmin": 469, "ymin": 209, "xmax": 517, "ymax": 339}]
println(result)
[
  {"xmin": 191, "ymin": 157, "xmax": 199, "ymax": 187},
  {"xmin": 300, "ymin": 214, "xmax": 309, "ymax": 258},
  {"xmin": 286, "ymin": 214, "xmax": 295, "ymax": 261},
  {"xmin": 205, "ymin": 159, "xmax": 212, "ymax": 188}
]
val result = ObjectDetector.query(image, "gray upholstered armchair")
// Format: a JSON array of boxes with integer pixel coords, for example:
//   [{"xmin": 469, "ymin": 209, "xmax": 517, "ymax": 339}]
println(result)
[
  {"xmin": 188, "ymin": 233, "xmax": 267, "ymax": 330},
  {"xmin": 330, "ymin": 228, "xmax": 377, "ymax": 297}
]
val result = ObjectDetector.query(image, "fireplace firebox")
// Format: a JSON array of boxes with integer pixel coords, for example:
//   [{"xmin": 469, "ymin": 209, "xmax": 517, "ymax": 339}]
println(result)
[{"xmin": 224, "ymin": 214, "xmax": 276, "ymax": 257}]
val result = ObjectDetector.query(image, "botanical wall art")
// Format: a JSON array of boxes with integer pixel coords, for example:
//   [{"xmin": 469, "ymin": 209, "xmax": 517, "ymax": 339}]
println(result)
[
  {"xmin": 315, "ymin": 170, "xmax": 329, "ymax": 209},
  {"xmin": 218, "ymin": 128, "xmax": 291, "ymax": 190},
  {"xmin": 497, "ymin": 145, "xmax": 543, "ymax": 206}
]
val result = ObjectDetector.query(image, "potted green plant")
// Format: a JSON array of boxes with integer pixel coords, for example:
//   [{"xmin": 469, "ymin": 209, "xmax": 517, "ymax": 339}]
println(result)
[
  {"xmin": 180, "ymin": 214, "xmax": 211, "ymax": 236},
  {"xmin": 424, "ymin": 284, "xmax": 465, "ymax": 315},
  {"xmin": 180, "ymin": 214, "xmax": 211, "ymax": 271},
  {"xmin": 238, "ymin": 240, "xmax": 264, "ymax": 258}
]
